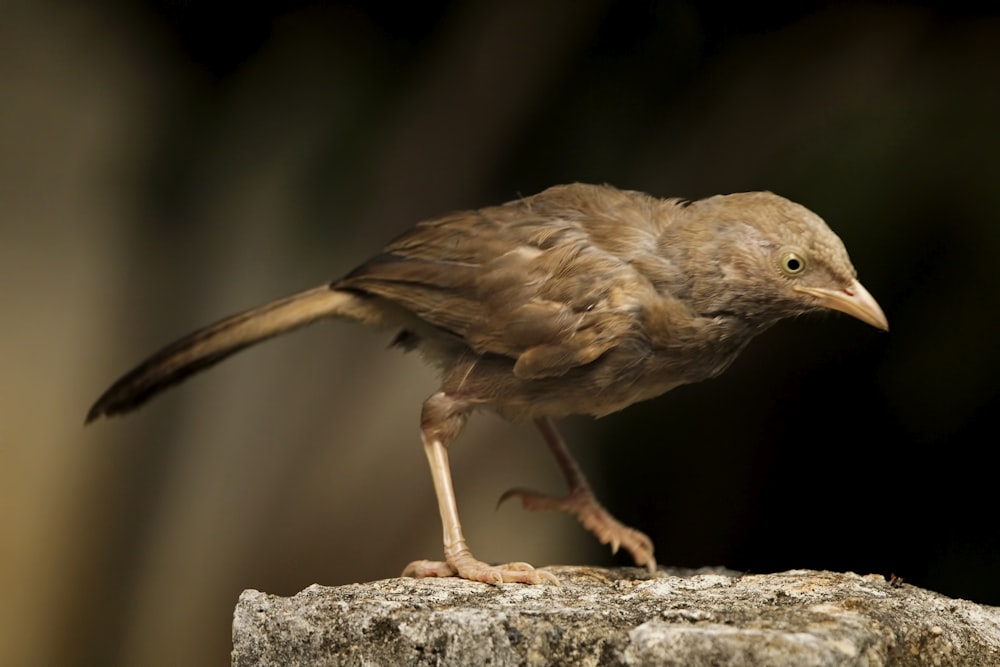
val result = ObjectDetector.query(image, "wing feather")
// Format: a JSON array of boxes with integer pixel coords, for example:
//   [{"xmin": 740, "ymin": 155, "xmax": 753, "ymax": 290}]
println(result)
[{"xmin": 338, "ymin": 184, "xmax": 685, "ymax": 377}]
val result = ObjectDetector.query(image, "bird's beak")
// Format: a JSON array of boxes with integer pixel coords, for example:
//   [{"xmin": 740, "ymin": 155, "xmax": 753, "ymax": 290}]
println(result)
[{"xmin": 794, "ymin": 279, "xmax": 889, "ymax": 331}]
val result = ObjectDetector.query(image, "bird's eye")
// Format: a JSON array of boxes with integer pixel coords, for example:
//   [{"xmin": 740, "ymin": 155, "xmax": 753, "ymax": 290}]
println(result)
[{"xmin": 781, "ymin": 251, "xmax": 806, "ymax": 275}]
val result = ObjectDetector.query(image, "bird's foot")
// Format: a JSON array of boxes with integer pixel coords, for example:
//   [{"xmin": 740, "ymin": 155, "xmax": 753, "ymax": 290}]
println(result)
[
  {"xmin": 498, "ymin": 486, "xmax": 657, "ymax": 573},
  {"xmin": 402, "ymin": 546, "xmax": 558, "ymax": 585}
]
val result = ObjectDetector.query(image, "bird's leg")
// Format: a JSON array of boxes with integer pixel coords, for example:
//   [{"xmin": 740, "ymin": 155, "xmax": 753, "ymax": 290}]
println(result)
[
  {"xmin": 402, "ymin": 392, "xmax": 557, "ymax": 585},
  {"xmin": 498, "ymin": 417, "xmax": 657, "ymax": 573}
]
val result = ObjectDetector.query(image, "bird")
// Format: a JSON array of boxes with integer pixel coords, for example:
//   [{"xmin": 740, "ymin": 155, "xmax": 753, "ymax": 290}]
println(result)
[{"xmin": 87, "ymin": 183, "xmax": 888, "ymax": 585}]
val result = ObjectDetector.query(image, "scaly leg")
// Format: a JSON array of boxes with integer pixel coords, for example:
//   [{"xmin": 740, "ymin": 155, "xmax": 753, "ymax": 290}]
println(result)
[
  {"xmin": 498, "ymin": 417, "xmax": 657, "ymax": 573},
  {"xmin": 402, "ymin": 392, "xmax": 557, "ymax": 585}
]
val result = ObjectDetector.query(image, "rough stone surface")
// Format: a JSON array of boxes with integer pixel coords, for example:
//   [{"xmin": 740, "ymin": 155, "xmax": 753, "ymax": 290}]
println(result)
[{"xmin": 231, "ymin": 567, "xmax": 1000, "ymax": 666}]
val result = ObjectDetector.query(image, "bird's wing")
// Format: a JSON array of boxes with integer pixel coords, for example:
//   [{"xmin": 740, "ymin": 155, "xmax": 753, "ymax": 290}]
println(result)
[{"xmin": 338, "ymin": 184, "xmax": 686, "ymax": 379}]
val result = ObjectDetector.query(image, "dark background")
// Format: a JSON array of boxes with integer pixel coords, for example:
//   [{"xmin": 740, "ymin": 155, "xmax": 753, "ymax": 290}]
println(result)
[{"xmin": 3, "ymin": 1, "xmax": 998, "ymax": 664}]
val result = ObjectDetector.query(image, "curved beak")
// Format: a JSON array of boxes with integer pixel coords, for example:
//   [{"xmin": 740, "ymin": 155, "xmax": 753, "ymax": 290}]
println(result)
[{"xmin": 794, "ymin": 279, "xmax": 889, "ymax": 331}]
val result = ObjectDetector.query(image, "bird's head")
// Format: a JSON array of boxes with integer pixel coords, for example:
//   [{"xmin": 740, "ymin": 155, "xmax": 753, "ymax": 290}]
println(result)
[{"xmin": 670, "ymin": 192, "xmax": 888, "ymax": 331}]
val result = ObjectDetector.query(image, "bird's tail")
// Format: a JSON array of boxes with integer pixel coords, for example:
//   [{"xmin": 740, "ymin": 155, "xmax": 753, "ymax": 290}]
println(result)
[{"xmin": 86, "ymin": 284, "xmax": 375, "ymax": 423}]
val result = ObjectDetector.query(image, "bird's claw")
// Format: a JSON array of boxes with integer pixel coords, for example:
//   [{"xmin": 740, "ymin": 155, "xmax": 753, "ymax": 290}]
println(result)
[
  {"xmin": 401, "ymin": 559, "xmax": 458, "ymax": 578},
  {"xmin": 497, "ymin": 485, "xmax": 657, "ymax": 574},
  {"xmin": 496, "ymin": 486, "xmax": 550, "ymax": 511},
  {"xmin": 403, "ymin": 555, "xmax": 559, "ymax": 586}
]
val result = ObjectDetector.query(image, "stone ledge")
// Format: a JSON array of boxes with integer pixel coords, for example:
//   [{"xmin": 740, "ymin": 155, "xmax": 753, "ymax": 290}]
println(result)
[{"xmin": 231, "ymin": 566, "xmax": 1000, "ymax": 666}]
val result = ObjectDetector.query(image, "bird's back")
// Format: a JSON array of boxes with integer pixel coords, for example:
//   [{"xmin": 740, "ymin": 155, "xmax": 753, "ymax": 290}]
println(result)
[{"xmin": 338, "ymin": 184, "xmax": 752, "ymax": 418}]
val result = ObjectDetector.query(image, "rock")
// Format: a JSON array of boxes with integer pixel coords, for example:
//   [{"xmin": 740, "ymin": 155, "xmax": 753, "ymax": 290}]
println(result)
[{"xmin": 231, "ymin": 567, "xmax": 1000, "ymax": 666}]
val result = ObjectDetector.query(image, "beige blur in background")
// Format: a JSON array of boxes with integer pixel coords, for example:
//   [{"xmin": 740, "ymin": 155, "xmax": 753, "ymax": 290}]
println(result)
[
  {"xmin": 2, "ymin": 3, "xmax": 599, "ymax": 664},
  {"xmin": 2, "ymin": 2, "xmax": 999, "ymax": 665}
]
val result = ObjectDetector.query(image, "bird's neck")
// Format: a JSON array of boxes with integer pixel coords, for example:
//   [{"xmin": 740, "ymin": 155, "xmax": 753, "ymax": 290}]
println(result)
[{"xmin": 654, "ymin": 220, "xmax": 788, "ymax": 326}]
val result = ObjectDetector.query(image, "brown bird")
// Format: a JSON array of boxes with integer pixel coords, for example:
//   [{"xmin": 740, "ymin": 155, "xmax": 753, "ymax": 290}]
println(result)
[{"xmin": 87, "ymin": 183, "xmax": 888, "ymax": 585}]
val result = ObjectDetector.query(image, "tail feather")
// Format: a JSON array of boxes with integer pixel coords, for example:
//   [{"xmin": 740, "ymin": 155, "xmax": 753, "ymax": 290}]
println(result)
[{"xmin": 86, "ymin": 285, "xmax": 370, "ymax": 422}]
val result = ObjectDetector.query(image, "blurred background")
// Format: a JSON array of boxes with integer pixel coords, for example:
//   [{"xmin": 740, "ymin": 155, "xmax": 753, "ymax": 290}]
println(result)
[{"xmin": 2, "ymin": 0, "xmax": 998, "ymax": 664}]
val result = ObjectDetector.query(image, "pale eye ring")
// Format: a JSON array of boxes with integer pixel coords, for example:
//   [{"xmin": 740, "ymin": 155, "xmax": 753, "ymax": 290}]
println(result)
[{"xmin": 781, "ymin": 251, "xmax": 806, "ymax": 275}]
